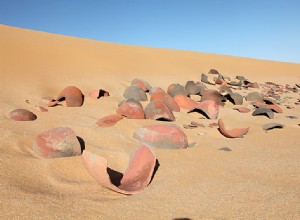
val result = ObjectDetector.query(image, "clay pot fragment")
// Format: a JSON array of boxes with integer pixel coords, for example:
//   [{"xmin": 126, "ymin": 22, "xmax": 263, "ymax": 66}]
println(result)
[
  {"xmin": 57, "ymin": 86, "xmax": 84, "ymax": 107},
  {"xmin": 200, "ymin": 89, "xmax": 225, "ymax": 106},
  {"xmin": 188, "ymin": 100, "xmax": 219, "ymax": 119},
  {"xmin": 262, "ymin": 123, "xmax": 284, "ymax": 131},
  {"xmin": 225, "ymin": 93, "xmax": 243, "ymax": 105},
  {"xmin": 133, "ymin": 124, "xmax": 189, "ymax": 149},
  {"xmin": 96, "ymin": 114, "xmax": 124, "ymax": 127},
  {"xmin": 173, "ymin": 94, "xmax": 197, "ymax": 110},
  {"xmin": 123, "ymin": 85, "xmax": 148, "ymax": 101},
  {"xmin": 89, "ymin": 89, "xmax": 110, "ymax": 99},
  {"xmin": 218, "ymin": 86, "xmax": 233, "ymax": 94},
  {"xmin": 82, "ymin": 144, "xmax": 157, "ymax": 195},
  {"xmin": 9, "ymin": 109, "xmax": 37, "ymax": 121},
  {"xmin": 201, "ymin": 74, "xmax": 215, "ymax": 85},
  {"xmin": 218, "ymin": 147, "xmax": 232, "ymax": 152},
  {"xmin": 236, "ymin": 76, "xmax": 246, "ymax": 81},
  {"xmin": 144, "ymin": 100, "xmax": 175, "ymax": 121},
  {"xmin": 150, "ymin": 88, "xmax": 180, "ymax": 112},
  {"xmin": 232, "ymin": 106, "xmax": 251, "ymax": 113},
  {"xmin": 185, "ymin": 81, "xmax": 202, "ymax": 95},
  {"xmin": 131, "ymin": 79, "xmax": 152, "ymax": 92},
  {"xmin": 218, "ymin": 119, "xmax": 249, "ymax": 138},
  {"xmin": 245, "ymin": 91, "xmax": 264, "ymax": 102},
  {"xmin": 208, "ymin": 69, "xmax": 220, "ymax": 75},
  {"xmin": 252, "ymin": 107, "xmax": 274, "ymax": 119},
  {"xmin": 36, "ymin": 106, "xmax": 48, "ymax": 112},
  {"xmin": 116, "ymin": 100, "xmax": 145, "ymax": 119},
  {"xmin": 167, "ymin": 83, "xmax": 188, "ymax": 97},
  {"xmin": 191, "ymin": 121, "xmax": 205, "ymax": 127},
  {"xmin": 33, "ymin": 127, "xmax": 82, "ymax": 158},
  {"xmin": 228, "ymin": 80, "xmax": 242, "ymax": 86}
]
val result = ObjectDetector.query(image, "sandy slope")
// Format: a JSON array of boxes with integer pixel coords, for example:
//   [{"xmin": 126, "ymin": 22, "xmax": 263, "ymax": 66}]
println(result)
[{"xmin": 0, "ymin": 24, "xmax": 299, "ymax": 219}]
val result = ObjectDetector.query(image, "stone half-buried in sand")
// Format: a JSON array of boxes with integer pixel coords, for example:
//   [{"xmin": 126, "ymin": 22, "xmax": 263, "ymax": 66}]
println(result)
[
  {"xmin": 9, "ymin": 109, "xmax": 37, "ymax": 121},
  {"xmin": 81, "ymin": 144, "xmax": 157, "ymax": 195},
  {"xmin": 33, "ymin": 127, "xmax": 82, "ymax": 158},
  {"xmin": 96, "ymin": 114, "xmax": 124, "ymax": 127},
  {"xmin": 144, "ymin": 100, "xmax": 175, "ymax": 121},
  {"xmin": 218, "ymin": 119, "xmax": 249, "ymax": 138},
  {"xmin": 56, "ymin": 86, "xmax": 84, "ymax": 107},
  {"xmin": 133, "ymin": 124, "xmax": 189, "ymax": 149}
]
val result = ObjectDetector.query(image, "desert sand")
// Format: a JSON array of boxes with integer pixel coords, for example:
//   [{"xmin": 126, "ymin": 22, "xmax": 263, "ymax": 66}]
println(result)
[{"xmin": 0, "ymin": 24, "xmax": 300, "ymax": 219}]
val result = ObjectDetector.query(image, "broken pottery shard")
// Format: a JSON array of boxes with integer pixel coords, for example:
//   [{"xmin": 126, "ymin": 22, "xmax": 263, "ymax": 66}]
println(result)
[
  {"xmin": 57, "ymin": 86, "xmax": 84, "ymax": 107},
  {"xmin": 228, "ymin": 80, "xmax": 242, "ymax": 86},
  {"xmin": 123, "ymin": 85, "xmax": 148, "ymax": 101},
  {"xmin": 232, "ymin": 106, "xmax": 251, "ymax": 113},
  {"xmin": 150, "ymin": 89, "xmax": 180, "ymax": 112},
  {"xmin": 9, "ymin": 109, "xmax": 37, "ymax": 121},
  {"xmin": 236, "ymin": 76, "xmax": 246, "ymax": 81},
  {"xmin": 116, "ymin": 100, "xmax": 145, "ymax": 119},
  {"xmin": 185, "ymin": 81, "xmax": 201, "ymax": 95},
  {"xmin": 218, "ymin": 147, "xmax": 232, "ymax": 152},
  {"xmin": 188, "ymin": 100, "xmax": 219, "ymax": 119},
  {"xmin": 33, "ymin": 127, "xmax": 81, "ymax": 158},
  {"xmin": 144, "ymin": 100, "xmax": 175, "ymax": 121},
  {"xmin": 252, "ymin": 107, "xmax": 274, "ymax": 119},
  {"xmin": 262, "ymin": 123, "xmax": 284, "ymax": 131},
  {"xmin": 200, "ymin": 89, "xmax": 225, "ymax": 106},
  {"xmin": 218, "ymin": 85, "xmax": 233, "ymax": 94},
  {"xmin": 133, "ymin": 124, "xmax": 189, "ymax": 149},
  {"xmin": 96, "ymin": 114, "xmax": 123, "ymax": 127},
  {"xmin": 191, "ymin": 121, "xmax": 205, "ymax": 127},
  {"xmin": 183, "ymin": 124, "xmax": 197, "ymax": 129},
  {"xmin": 131, "ymin": 79, "xmax": 152, "ymax": 92},
  {"xmin": 89, "ymin": 89, "xmax": 110, "ymax": 99},
  {"xmin": 245, "ymin": 91, "xmax": 264, "ymax": 102},
  {"xmin": 167, "ymin": 83, "xmax": 188, "ymax": 97},
  {"xmin": 201, "ymin": 73, "xmax": 215, "ymax": 85},
  {"xmin": 208, "ymin": 69, "xmax": 220, "ymax": 75},
  {"xmin": 81, "ymin": 144, "xmax": 156, "ymax": 195},
  {"xmin": 218, "ymin": 119, "xmax": 249, "ymax": 138},
  {"xmin": 36, "ymin": 106, "xmax": 48, "ymax": 112},
  {"xmin": 225, "ymin": 93, "xmax": 243, "ymax": 105},
  {"xmin": 173, "ymin": 94, "xmax": 197, "ymax": 110}
]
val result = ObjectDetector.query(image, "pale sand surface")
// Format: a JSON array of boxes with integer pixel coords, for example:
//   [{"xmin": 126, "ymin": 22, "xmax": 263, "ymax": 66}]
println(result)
[{"xmin": 0, "ymin": 24, "xmax": 300, "ymax": 219}]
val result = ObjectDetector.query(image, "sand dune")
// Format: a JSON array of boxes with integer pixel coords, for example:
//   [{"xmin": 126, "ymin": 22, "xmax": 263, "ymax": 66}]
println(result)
[{"xmin": 0, "ymin": 24, "xmax": 299, "ymax": 219}]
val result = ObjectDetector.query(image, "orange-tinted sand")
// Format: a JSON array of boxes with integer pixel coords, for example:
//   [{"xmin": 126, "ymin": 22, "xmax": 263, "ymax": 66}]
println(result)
[{"xmin": 0, "ymin": 24, "xmax": 300, "ymax": 219}]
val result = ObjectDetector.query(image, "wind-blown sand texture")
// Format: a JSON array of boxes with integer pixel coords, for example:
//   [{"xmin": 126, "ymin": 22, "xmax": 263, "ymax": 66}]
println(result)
[{"xmin": 1, "ymin": 24, "xmax": 300, "ymax": 219}]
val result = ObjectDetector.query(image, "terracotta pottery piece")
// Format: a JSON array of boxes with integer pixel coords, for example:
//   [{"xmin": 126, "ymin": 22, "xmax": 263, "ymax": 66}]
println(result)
[
  {"xmin": 208, "ymin": 69, "xmax": 220, "ymax": 75},
  {"xmin": 116, "ymin": 100, "xmax": 145, "ymax": 119},
  {"xmin": 232, "ymin": 106, "xmax": 251, "ymax": 113},
  {"xmin": 144, "ymin": 100, "xmax": 175, "ymax": 121},
  {"xmin": 57, "ymin": 86, "xmax": 84, "ymax": 107},
  {"xmin": 96, "ymin": 114, "xmax": 124, "ymax": 127},
  {"xmin": 188, "ymin": 100, "xmax": 219, "ymax": 119},
  {"xmin": 245, "ymin": 91, "xmax": 264, "ymax": 102},
  {"xmin": 201, "ymin": 74, "xmax": 215, "ymax": 85},
  {"xmin": 167, "ymin": 83, "xmax": 188, "ymax": 97},
  {"xmin": 262, "ymin": 123, "xmax": 284, "ymax": 131},
  {"xmin": 9, "ymin": 109, "xmax": 37, "ymax": 121},
  {"xmin": 33, "ymin": 127, "xmax": 81, "ymax": 158},
  {"xmin": 228, "ymin": 80, "xmax": 242, "ymax": 86},
  {"xmin": 225, "ymin": 93, "xmax": 243, "ymax": 105},
  {"xmin": 133, "ymin": 124, "xmax": 189, "ymax": 149},
  {"xmin": 123, "ymin": 85, "xmax": 148, "ymax": 101},
  {"xmin": 218, "ymin": 119, "xmax": 249, "ymax": 138},
  {"xmin": 200, "ymin": 89, "xmax": 225, "ymax": 106},
  {"xmin": 89, "ymin": 89, "xmax": 110, "ymax": 99},
  {"xmin": 150, "ymin": 89, "xmax": 180, "ymax": 112},
  {"xmin": 185, "ymin": 81, "xmax": 201, "ymax": 95},
  {"xmin": 218, "ymin": 86, "xmax": 233, "ymax": 94},
  {"xmin": 131, "ymin": 79, "xmax": 151, "ymax": 92},
  {"xmin": 36, "ymin": 106, "xmax": 48, "ymax": 112},
  {"xmin": 252, "ymin": 107, "xmax": 274, "ymax": 119},
  {"xmin": 173, "ymin": 94, "xmax": 197, "ymax": 110},
  {"xmin": 82, "ymin": 144, "xmax": 156, "ymax": 195}
]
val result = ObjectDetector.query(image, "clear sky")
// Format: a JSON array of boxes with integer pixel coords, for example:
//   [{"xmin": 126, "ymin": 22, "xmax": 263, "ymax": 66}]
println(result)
[{"xmin": 1, "ymin": 0, "xmax": 300, "ymax": 63}]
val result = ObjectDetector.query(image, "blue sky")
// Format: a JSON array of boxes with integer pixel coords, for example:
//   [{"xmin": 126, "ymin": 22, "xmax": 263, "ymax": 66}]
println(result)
[{"xmin": 1, "ymin": 0, "xmax": 300, "ymax": 63}]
